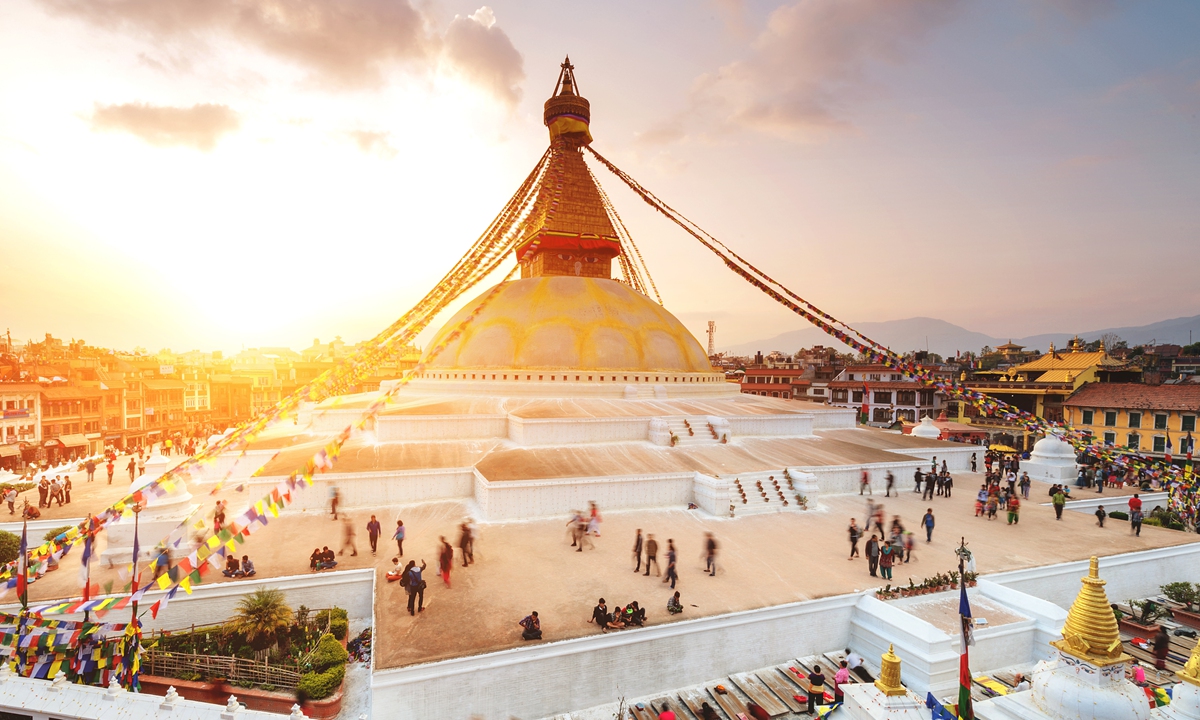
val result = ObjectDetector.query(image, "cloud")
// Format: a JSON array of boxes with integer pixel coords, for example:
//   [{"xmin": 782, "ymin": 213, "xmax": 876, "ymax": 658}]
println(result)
[
  {"xmin": 442, "ymin": 7, "xmax": 524, "ymax": 105},
  {"xmin": 37, "ymin": 0, "xmax": 525, "ymax": 102},
  {"xmin": 346, "ymin": 129, "xmax": 398, "ymax": 159},
  {"xmin": 90, "ymin": 102, "xmax": 241, "ymax": 150},
  {"xmin": 656, "ymin": 0, "xmax": 962, "ymax": 143}
]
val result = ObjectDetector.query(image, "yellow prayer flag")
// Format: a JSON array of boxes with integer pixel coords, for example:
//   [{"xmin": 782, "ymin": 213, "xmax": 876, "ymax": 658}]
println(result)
[
  {"xmin": 225, "ymin": 540, "xmax": 237, "ymax": 554},
  {"xmin": 156, "ymin": 574, "xmax": 172, "ymax": 590},
  {"xmin": 206, "ymin": 535, "xmax": 221, "ymax": 549},
  {"xmin": 268, "ymin": 502, "xmax": 279, "ymax": 518}
]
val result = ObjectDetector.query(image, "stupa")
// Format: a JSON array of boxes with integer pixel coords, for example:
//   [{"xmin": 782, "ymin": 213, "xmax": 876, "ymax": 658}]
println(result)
[
  {"xmin": 229, "ymin": 60, "xmax": 977, "ymax": 522},
  {"xmin": 1024, "ymin": 433, "xmax": 1079, "ymax": 484},
  {"xmin": 839, "ymin": 644, "xmax": 932, "ymax": 719},
  {"xmin": 1158, "ymin": 642, "xmax": 1200, "ymax": 720},
  {"xmin": 975, "ymin": 556, "xmax": 1151, "ymax": 720},
  {"xmin": 101, "ymin": 454, "xmax": 199, "ymax": 565}
]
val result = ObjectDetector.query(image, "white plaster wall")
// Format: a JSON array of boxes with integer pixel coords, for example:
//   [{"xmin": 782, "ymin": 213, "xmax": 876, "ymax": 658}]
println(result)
[
  {"xmin": 251, "ymin": 468, "xmax": 474, "ymax": 513},
  {"xmin": 476, "ymin": 472, "xmax": 695, "ymax": 520},
  {"xmin": 507, "ymin": 416, "xmax": 650, "ymax": 445},
  {"xmin": 807, "ymin": 407, "xmax": 858, "ymax": 429},
  {"xmin": 726, "ymin": 414, "xmax": 815, "ymax": 437},
  {"xmin": 402, "ymin": 378, "xmax": 738, "ymax": 399},
  {"xmin": 309, "ymin": 406, "xmax": 375, "ymax": 434},
  {"xmin": 693, "ymin": 472, "xmax": 732, "ymax": 517},
  {"xmin": 376, "ymin": 414, "xmax": 507, "ymax": 441},
  {"xmin": 188, "ymin": 448, "xmax": 280, "ymax": 486},
  {"xmin": 799, "ymin": 460, "xmax": 928, "ymax": 495},
  {"xmin": 0, "ymin": 569, "xmax": 374, "ymax": 634},
  {"xmin": 370, "ymin": 594, "xmax": 859, "ymax": 720},
  {"xmin": 888, "ymin": 445, "xmax": 977, "ymax": 472}
]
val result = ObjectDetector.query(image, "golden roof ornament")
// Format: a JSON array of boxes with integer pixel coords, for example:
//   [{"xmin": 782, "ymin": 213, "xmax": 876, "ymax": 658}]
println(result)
[
  {"xmin": 875, "ymin": 644, "xmax": 908, "ymax": 697},
  {"xmin": 1180, "ymin": 640, "xmax": 1200, "ymax": 687},
  {"xmin": 1050, "ymin": 556, "xmax": 1130, "ymax": 667},
  {"xmin": 544, "ymin": 56, "xmax": 592, "ymax": 146}
]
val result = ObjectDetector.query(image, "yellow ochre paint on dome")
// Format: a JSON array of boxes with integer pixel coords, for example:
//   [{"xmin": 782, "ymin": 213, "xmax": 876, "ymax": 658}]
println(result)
[{"xmin": 422, "ymin": 277, "xmax": 718, "ymax": 374}]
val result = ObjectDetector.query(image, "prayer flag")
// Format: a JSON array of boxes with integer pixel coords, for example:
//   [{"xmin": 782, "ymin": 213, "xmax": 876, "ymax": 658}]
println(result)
[
  {"xmin": 1166, "ymin": 433, "xmax": 1173, "ymax": 463},
  {"xmin": 958, "ymin": 579, "xmax": 974, "ymax": 720},
  {"xmin": 16, "ymin": 521, "xmax": 27, "ymax": 605}
]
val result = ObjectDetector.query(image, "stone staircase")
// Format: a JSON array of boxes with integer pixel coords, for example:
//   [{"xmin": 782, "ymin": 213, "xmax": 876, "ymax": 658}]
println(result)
[{"xmin": 665, "ymin": 416, "xmax": 721, "ymax": 446}]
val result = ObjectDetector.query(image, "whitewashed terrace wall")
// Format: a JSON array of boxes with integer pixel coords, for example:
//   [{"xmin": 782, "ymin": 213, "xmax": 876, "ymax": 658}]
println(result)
[
  {"xmin": 727, "ymin": 414, "xmax": 815, "ymax": 437},
  {"xmin": 376, "ymin": 414, "xmax": 507, "ymax": 441},
  {"xmin": 806, "ymin": 408, "xmax": 858, "ymax": 429},
  {"xmin": 693, "ymin": 473, "xmax": 732, "ymax": 517},
  {"xmin": 251, "ymin": 468, "xmax": 474, "ymax": 513},
  {"xmin": 309, "ymin": 407, "xmax": 373, "ymax": 433},
  {"xmin": 189, "ymin": 448, "xmax": 279, "ymax": 486},
  {"xmin": 474, "ymin": 470, "xmax": 695, "ymax": 520},
  {"xmin": 402, "ymin": 379, "xmax": 739, "ymax": 399},
  {"xmin": 890, "ymin": 445, "xmax": 977, "ymax": 472},
  {"xmin": 370, "ymin": 593, "xmax": 859, "ymax": 720},
  {"xmin": 798, "ymin": 460, "xmax": 927, "ymax": 495},
  {"xmin": 0, "ymin": 569, "xmax": 374, "ymax": 635},
  {"xmin": 985, "ymin": 543, "xmax": 1200, "ymax": 610},
  {"xmin": 507, "ymin": 416, "xmax": 650, "ymax": 445}
]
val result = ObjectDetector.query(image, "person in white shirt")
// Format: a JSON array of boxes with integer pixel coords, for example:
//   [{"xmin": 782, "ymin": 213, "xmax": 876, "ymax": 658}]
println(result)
[
  {"xmin": 845, "ymin": 648, "xmax": 874, "ymax": 682},
  {"xmin": 1012, "ymin": 673, "xmax": 1030, "ymax": 691}
]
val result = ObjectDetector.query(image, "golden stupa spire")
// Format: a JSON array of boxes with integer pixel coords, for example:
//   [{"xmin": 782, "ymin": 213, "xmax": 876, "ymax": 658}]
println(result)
[
  {"xmin": 1179, "ymin": 640, "xmax": 1200, "ymax": 687},
  {"xmin": 1050, "ymin": 556, "xmax": 1130, "ymax": 667},
  {"xmin": 875, "ymin": 644, "xmax": 907, "ymax": 696}
]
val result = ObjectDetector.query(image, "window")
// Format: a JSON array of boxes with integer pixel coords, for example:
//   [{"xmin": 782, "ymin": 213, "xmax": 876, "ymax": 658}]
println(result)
[
  {"xmin": 1127, "ymin": 433, "xmax": 1140, "ymax": 450},
  {"xmin": 851, "ymin": 391, "xmax": 864, "ymax": 403},
  {"xmin": 920, "ymin": 390, "xmax": 934, "ymax": 406},
  {"xmin": 896, "ymin": 409, "xmax": 915, "ymax": 422},
  {"xmin": 1154, "ymin": 436, "xmax": 1166, "ymax": 453},
  {"xmin": 896, "ymin": 391, "xmax": 916, "ymax": 406},
  {"xmin": 873, "ymin": 391, "xmax": 892, "ymax": 404},
  {"xmin": 872, "ymin": 407, "xmax": 892, "ymax": 423},
  {"xmin": 1103, "ymin": 432, "xmax": 1115, "ymax": 445},
  {"xmin": 1128, "ymin": 412, "xmax": 1141, "ymax": 429},
  {"xmin": 832, "ymin": 389, "xmax": 848, "ymax": 402},
  {"xmin": 1104, "ymin": 411, "xmax": 1117, "ymax": 427},
  {"xmin": 1154, "ymin": 413, "xmax": 1168, "ymax": 430},
  {"xmin": 1184, "ymin": 416, "xmax": 1197, "ymax": 432},
  {"xmin": 812, "ymin": 388, "xmax": 825, "ymax": 396},
  {"xmin": 869, "ymin": 374, "xmax": 882, "ymax": 382},
  {"xmin": 1082, "ymin": 409, "xmax": 1094, "ymax": 425},
  {"xmin": 847, "ymin": 374, "xmax": 855, "ymax": 380}
]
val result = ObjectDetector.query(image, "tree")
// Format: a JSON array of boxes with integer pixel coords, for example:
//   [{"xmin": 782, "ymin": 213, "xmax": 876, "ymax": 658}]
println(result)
[
  {"xmin": 228, "ymin": 588, "xmax": 294, "ymax": 659},
  {"xmin": 1100, "ymin": 333, "xmax": 1125, "ymax": 350}
]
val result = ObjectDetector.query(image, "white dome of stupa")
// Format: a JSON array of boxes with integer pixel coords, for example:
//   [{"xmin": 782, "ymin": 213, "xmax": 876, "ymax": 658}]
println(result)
[
  {"xmin": 912, "ymin": 416, "xmax": 942, "ymax": 439},
  {"xmin": 1032, "ymin": 434, "xmax": 1076, "ymax": 460}
]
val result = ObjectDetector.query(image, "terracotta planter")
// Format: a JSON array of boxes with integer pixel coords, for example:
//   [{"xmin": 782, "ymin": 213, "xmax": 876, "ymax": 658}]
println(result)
[
  {"xmin": 1171, "ymin": 608, "xmax": 1200, "ymax": 630},
  {"xmin": 1118, "ymin": 618, "xmax": 1160, "ymax": 636}
]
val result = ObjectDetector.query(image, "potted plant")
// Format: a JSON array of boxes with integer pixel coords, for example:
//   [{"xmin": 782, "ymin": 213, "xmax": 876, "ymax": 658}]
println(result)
[
  {"xmin": 1162, "ymin": 582, "xmax": 1200, "ymax": 629},
  {"xmin": 1119, "ymin": 599, "xmax": 1168, "ymax": 636}
]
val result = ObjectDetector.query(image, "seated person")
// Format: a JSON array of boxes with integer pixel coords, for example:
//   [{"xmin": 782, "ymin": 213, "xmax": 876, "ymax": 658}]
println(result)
[
  {"xmin": 223, "ymin": 555, "xmax": 241, "ymax": 577},
  {"xmin": 698, "ymin": 702, "xmax": 720, "ymax": 720},
  {"xmin": 241, "ymin": 555, "xmax": 255, "ymax": 577},
  {"xmin": 590, "ymin": 598, "xmax": 611, "ymax": 630},
  {"xmin": 310, "ymin": 548, "xmax": 322, "ymax": 572},
  {"xmin": 319, "ymin": 547, "xmax": 338, "ymax": 570},
  {"xmin": 667, "ymin": 591, "xmax": 683, "ymax": 614},
  {"xmin": 626, "ymin": 601, "xmax": 645, "ymax": 626},
  {"xmin": 606, "ymin": 607, "xmax": 626, "ymax": 630},
  {"xmin": 518, "ymin": 611, "xmax": 541, "ymax": 641},
  {"xmin": 22, "ymin": 504, "xmax": 41, "ymax": 520},
  {"xmin": 386, "ymin": 557, "xmax": 404, "ymax": 582}
]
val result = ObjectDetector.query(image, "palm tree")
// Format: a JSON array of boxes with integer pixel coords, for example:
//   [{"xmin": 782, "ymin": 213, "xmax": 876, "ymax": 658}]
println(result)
[{"xmin": 228, "ymin": 588, "xmax": 294, "ymax": 660}]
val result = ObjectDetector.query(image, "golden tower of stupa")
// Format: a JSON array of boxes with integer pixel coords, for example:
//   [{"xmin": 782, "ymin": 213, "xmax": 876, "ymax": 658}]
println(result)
[{"xmin": 1050, "ymin": 556, "xmax": 1130, "ymax": 666}]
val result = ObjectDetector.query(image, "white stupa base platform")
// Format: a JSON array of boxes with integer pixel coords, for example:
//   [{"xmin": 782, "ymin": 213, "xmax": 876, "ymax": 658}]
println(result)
[
  {"xmin": 840, "ymin": 684, "xmax": 932, "ymax": 720},
  {"xmin": 1156, "ymin": 682, "xmax": 1200, "ymax": 720},
  {"xmin": 977, "ymin": 653, "xmax": 1150, "ymax": 720}
]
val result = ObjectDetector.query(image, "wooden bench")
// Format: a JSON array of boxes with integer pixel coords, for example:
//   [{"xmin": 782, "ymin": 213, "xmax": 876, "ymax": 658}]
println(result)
[
  {"xmin": 680, "ymin": 688, "xmax": 726, "ymax": 720},
  {"xmin": 730, "ymin": 672, "xmax": 789, "ymax": 716},
  {"xmin": 629, "ymin": 701, "xmax": 657, "ymax": 720},
  {"xmin": 754, "ymin": 669, "xmax": 806, "ymax": 713},
  {"xmin": 707, "ymin": 684, "xmax": 749, "ymax": 720}
]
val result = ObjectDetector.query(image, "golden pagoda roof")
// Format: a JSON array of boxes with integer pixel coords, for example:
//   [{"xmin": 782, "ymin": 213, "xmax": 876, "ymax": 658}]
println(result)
[
  {"xmin": 1014, "ymin": 349, "xmax": 1125, "ymax": 373},
  {"xmin": 1050, "ymin": 556, "xmax": 1130, "ymax": 667}
]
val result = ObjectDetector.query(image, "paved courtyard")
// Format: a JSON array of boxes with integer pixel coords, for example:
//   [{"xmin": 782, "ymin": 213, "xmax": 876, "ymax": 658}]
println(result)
[{"xmin": 10, "ymin": 469, "xmax": 1196, "ymax": 672}]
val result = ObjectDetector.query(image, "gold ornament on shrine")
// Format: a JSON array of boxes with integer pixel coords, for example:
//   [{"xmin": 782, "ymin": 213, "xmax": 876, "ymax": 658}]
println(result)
[
  {"xmin": 875, "ymin": 644, "xmax": 908, "ymax": 697},
  {"xmin": 1050, "ymin": 556, "xmax": 1130, "ymax": 667}
]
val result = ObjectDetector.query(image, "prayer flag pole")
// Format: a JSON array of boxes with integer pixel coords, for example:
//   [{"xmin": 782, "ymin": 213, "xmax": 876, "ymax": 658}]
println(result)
[{"xmin": 956, "ymin": 537, "xmax": 975, "ymax": 720}]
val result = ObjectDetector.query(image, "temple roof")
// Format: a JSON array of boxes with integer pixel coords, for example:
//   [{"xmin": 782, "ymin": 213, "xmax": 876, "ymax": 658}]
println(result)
[{"xmin": 1014, "ymin": 349, "xmax": 1126, "ymax": 372}]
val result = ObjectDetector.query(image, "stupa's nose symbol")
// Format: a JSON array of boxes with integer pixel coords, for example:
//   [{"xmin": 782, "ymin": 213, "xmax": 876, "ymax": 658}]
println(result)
[{"xmin": 574, "ymin": 261, "xmax": 582, "ymax": 276}]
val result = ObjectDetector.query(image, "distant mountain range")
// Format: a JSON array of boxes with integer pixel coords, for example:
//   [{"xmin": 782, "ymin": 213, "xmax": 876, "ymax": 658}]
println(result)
[{"xmin": 724, "ymin": 314, "xmax": 1200, "ymax": 358}]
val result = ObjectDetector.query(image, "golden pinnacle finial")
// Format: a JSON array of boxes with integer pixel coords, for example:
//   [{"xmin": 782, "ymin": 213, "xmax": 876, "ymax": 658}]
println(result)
[
  {"xmin": 875, "ymin": 644, "xmax": 907, "ymax": 697},
  {"xmin": 544, "ymin": 57, "xmax": 592, "ymax": 145},
  {"xmin": 1050, "ymin": 556, "xmax": 1130, "ymax": 667},
  {"xmin": 1180, "ymin": 641, "xmax": 1200, "ymax": 687}
]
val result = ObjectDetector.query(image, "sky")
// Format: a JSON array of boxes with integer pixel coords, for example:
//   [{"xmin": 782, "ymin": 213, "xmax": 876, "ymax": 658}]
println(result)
[{"xmin": 1, "ymin": 0, "xmax": 1198, "ymax": 355}]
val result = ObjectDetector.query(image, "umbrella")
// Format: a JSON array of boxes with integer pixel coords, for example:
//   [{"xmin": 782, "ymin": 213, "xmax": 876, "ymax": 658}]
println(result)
[{"xmin": 989, "ymin": 444, "xmax": 1017, "ymax": 452}]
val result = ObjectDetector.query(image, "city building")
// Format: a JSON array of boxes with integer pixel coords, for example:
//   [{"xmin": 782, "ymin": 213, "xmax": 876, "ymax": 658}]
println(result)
[
  {"xmin": 39, "ymin": 385, "xmax": 104, "ymax": 459},
  {"xmin": 828, "ymin": 364, "xmax": 947, "ymax": 425},
  {"xmin": 0, "ymin": 382, "xmax": 40, "ymax": 470},
  {"xmin": 1063, "ymin": 383, "xmax": 1200, "ymax": 457}
]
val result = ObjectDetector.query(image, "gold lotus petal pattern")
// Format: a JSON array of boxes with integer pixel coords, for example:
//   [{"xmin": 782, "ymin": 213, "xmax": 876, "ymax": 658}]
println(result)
[{"xmin": 422, "ymin": 277, "xmax": 717, "ymax": 373}]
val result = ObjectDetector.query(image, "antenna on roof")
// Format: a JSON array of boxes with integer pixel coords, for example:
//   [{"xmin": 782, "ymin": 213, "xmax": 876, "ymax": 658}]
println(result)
[{"xmin": 707, "ymin": 321, "xmax": 716, "ymax": 357}]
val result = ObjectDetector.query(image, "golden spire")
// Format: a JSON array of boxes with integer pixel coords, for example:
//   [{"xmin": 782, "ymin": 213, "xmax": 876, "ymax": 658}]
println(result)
[
  {"xmin": 1050, "ymin": 557, "xmax": 1130, "ymax": 667},
  {"xmin": 1179, "ymin": 641, "xmax": 1200, "ymax": 687},
  {"xmin": 875, "ymin": 644, "xmax": 907, "ymax": 697},
  {"xmin": 544, "ymin": 56, "xmax": 592, "ymax": 146}
]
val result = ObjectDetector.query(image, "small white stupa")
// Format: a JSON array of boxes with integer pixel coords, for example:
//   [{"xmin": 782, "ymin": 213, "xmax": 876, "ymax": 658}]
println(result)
[
  {"xmin": 839, "ymin": 644, "xmax": 932, "ymax": 719},
  {"xmin": 912, "ymin": 416, "xmax": 942, "ymax": 440},
  {"xmin": 1157, "ymin": 643, "xmax": 1200, "ymax": 720},
  {"xmin": 976, "ymin": 557, "xmax": 1151, "ymax": 720},
  {"xmin": 101, "ymin": 454, "xmax": 200, "ymax": 565},
  {"xmin": 1023, "ymin": 433, "xmax": 1078, "ymax": 484}
]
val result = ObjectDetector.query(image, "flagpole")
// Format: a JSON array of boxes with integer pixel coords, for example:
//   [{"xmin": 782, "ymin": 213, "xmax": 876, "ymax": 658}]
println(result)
[{"xmin": 956, "ymin": 537, "xmax": 974, "ymax": 720}]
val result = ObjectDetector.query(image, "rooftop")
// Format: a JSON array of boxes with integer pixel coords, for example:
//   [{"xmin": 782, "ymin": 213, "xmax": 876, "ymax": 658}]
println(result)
[{"xmin": 1063, "ymin": 382, "xmax": 1200, "ymax": 411}]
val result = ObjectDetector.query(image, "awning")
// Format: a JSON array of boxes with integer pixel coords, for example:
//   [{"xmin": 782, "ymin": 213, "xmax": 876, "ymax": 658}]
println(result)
[
  {"xmin": 58, "ymin": 434, "xmax": 89, "ymax": 448},
  {"xmin": 0, "ymin": 445, "xmax": 19, "ymax": 458}
]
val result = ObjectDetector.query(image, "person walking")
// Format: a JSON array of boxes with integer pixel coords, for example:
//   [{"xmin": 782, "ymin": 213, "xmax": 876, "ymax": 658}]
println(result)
[
  {"xmin": 126, "ymin": 457, "xmax": 136, "ymax": 482},
  {"xmin": 137, "ymin": 456, "xmax": 146, "ymax": 477},
  {"xmin": 1154, "ymin": 626, "xmax": 1171, "ymax": 670},
  {"xmin": 644, "ymin": 534, "xmax": 660, "ymax": 576},
  {"xmin": 970, "ymin": 453, "xmax": 977, "ymax": 473},
  {"xmin": 860, "ymin": 470, "xmax": 872, "ymax": 495},
  {"xmin": 1130, "ymin": 507, "xmax": 1143, "ymax": 537},
  {"xmin": 339, "ymin": 515, "xmax": 358, "ymax": 556},
  {"xmin": 923, "ymin": 470, "xmax": 935, "ymax": 500},
  {"xmin": 85, "ymin": 459, "xmax": 96, "ymax": 482},
  {"xmin": 404, "ymin": 560, "xmax": 426, "ymax": 615},
  {"xmin": 458, "ymin": 522, "xmax": 473, "ymax": 566},
  {"xmin": 879, "ymin": 542, "xmax": 894, "ymax": 580},
  {"xmin": 663, "ymin": 539, "xmax": 678, "ymax": 589},
  {"xmin": 885, "ymin": 471, "xmax": 895, "ymax": 498},
  {"xmin": 106, "ymin": 459, "xmax": 114, "ymax": 484},
  {"xmin": 632, "ymin": 528, "xmax": 644, "ymax": 573},
  {"xmin": 1052, "ymin": 488, "xmax": 1066, "ymax": 520},
  {"xmin": 393, "ymin": 520, "xmax": 405, "ymax": 556},
  {"xmin": 921, "ymin": 508, "xmax": 935, "ymax": 542},
  {"xmin": 1020, "ymin": 473, "xmax": 1031, "ymax": 500},
  {"xmin": 704, "ymin": 532, "xmax": 717, "ymax": 576},
  {"xmin": 848, "ymin": 518, "xmax": 861, "ymax": 559},
  {"xmin": 1095, "ymin": 505, "xmax": 1106, "ymax": 527},
  {"xmin": 438, "ymin": 536, "xmax": 454, "ymax": 588},
  {"xmin": 3, "ymin": 488, "xmax": 15, "ymax": 515},
  {"xmin": 366, "ymin": 515, "xmax": 381, "ymax": 555},
  {"xmin": 807, "ymin": 665, "xmax": 826, "ymax": 714},
  {"xmin": 913, "ymin": 468, "xmax": 923, "ymax": 494},
  {"xmin": 63, "ymin": 476, "xmax": 72, "ymax": 505},
  {"xmin": 1006, "ymin": 494, "xmax": 1020, "ymax": 525},
  {"xmin": 866, "ymin": 535, "xmax": 880, "ymax": 577},
  {"xmin": 329, "ymin": 486, "xmax": 340, "ymax": 520}
]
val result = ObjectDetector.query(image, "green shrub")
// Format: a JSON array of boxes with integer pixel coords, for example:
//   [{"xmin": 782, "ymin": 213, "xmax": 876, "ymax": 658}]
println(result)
[
  {"xmin": 1167, "ymin": 521, "xmax": 1187, "ymax": 531},
  {"xmin": 310, "ymin": 634, "xmax": 348, "ymax": 673},
  {"xmin": 296, "ymin": 665, "xmax": 344, "ymax": 701},
  {"xmin": 43, "ymin": 526, "xmax": 73, "ymax": 543},
  {"xmin": 329, "ymin": 617, "xmax": 348, "ymax": 640},
  {"xmin": 1161, "ymin": 582, "xmax": 1200, "ymax": 612},
  {"xmin": 1108, "ymin": 510, "xmax": 1128, "ymax": 521},
  {"xmin": 0, "ymin": 531, "xmax": 19, "ymax": 566},
  {"xmin": 1143, "ymin": 517, "xmax": 1162, "ymax": 527},
  {"xmin": 315, "ymin": 608, "xmax": 349, "ymax": 640}
]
